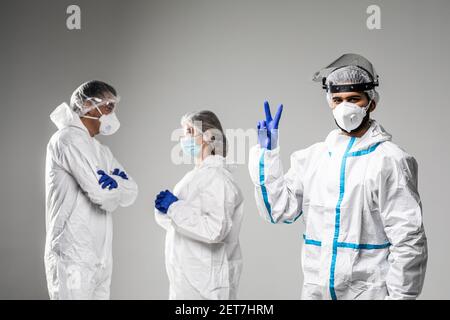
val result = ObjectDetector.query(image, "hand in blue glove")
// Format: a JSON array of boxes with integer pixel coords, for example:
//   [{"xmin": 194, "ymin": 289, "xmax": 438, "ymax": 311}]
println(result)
[
  {"xmin": 257, "ymin": 101, "xmax": 283, "ymax": 150},
  {"xmin": 112, "ymin": 168, "xmax": 128, "ymax": 180},
  {"xmin": 155, "ymin": 190, "xmax": 178, "ymax": 214},
  {"xmin": 97, "ymin": 170, "xmax": 118, "ymax": 190}
]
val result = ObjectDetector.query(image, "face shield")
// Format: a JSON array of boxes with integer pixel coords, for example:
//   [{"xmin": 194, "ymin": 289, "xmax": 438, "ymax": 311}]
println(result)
[{"xmin": 312, "ymin": 53, "xmax": 379, "ymax": 93}]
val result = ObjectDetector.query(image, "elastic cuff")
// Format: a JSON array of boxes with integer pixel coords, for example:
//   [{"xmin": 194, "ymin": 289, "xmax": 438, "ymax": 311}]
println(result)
[{"xmin": 166, "ymin": 200, "xmax": 183, "ymax": 219}]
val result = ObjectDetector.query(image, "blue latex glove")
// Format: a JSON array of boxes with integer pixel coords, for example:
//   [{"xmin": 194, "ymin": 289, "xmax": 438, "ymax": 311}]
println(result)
[
  {"xmin": 112, "ymin": 168, "xmax": 128, "ymax": 180},
  {"xmin": 155, "ymin": 190, "xmax": 178, "ymax": 214},
  {"xmin": 97, "ymin": 170, "xmax": 118, "ymax": 190},
  {"xmin": 257, "ymin": 101, "xmax": 283, "ymax": 150}
]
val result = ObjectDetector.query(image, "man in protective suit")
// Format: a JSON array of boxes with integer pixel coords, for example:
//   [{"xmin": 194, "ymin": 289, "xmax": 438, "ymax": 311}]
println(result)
[
  {"xmin": 44, "ymin": 80, "xmax": 138, "ymax": 299},
  {"xmin": 249, "ymin": 54, "xmax": 428, "ymax": 300}
]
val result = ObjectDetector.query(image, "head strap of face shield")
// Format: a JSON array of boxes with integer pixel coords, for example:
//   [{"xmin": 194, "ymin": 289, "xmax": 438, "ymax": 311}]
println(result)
[
  {"xmin": 319, "ymin": 63, "xmax": 379, "ymax": 93},
  {"xmin": 323, "ymin": 80, "xmax": 378, "ymax": 93}
]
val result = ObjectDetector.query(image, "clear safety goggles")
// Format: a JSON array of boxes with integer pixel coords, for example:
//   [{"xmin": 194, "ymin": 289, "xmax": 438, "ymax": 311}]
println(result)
[{"xmin": 82, "ymin": 95, "xmax": 121, "ymax": 115}]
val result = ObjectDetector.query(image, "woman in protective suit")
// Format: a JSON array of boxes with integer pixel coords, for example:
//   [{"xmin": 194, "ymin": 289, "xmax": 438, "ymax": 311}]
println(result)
[{"xmin": 154, "ymin": 110, "xmax": 244, "ymax": 300}]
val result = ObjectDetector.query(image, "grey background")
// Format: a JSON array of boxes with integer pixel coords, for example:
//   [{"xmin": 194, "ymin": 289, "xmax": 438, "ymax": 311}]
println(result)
[{"xmin": 0, "ymin": 0, "xmax": 449, "ymax": 299}]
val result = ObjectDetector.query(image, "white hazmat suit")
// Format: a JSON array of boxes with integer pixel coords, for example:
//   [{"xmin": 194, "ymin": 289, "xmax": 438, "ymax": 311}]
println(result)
[
  {"xmin": 248, "ymin": 120, "xmax": 427, "ymax": 300},
  {"xmin": 155, "ymin": 155, "xmax": 244, "ymax": 300},
  {"xmin": 44, "ymin": 103, "xmax": 138, "ymax": 299}
]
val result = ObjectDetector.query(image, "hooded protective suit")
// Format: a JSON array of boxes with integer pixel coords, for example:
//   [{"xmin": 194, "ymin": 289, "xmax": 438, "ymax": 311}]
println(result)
[
  {"xmin": 248, "ymin": 120, "xmax": 427, "ymax": 300},
  {"xmin": 155, "ymin": 155, "xmax": 244, "ymax": 300},
  {"xmin": 44, "ymin": 103, "xmax": 138, "ymax": 299}
]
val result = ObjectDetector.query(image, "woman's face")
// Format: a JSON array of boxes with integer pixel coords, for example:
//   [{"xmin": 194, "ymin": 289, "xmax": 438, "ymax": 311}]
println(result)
[{"xmin": 183, "ymin": 123, "xmax": 203, "ymax": 146}]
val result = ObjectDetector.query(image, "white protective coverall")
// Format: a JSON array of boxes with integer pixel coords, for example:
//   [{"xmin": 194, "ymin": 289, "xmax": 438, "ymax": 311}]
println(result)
[
  {"xmin": 44, "ymin": 103, "xmax": 138, "ymax": 299},
  {"xmin": 248, "ymin": 120, "xmax": 427, "ymax": 300},
  {"xmin": 155, "ymin": 155, "xmax": 244, "ymax": 300}
]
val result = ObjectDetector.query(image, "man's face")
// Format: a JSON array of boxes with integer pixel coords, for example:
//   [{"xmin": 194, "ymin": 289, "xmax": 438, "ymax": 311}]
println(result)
[
  {"xmin": 329, "ymin": 91, "xmax": 371, "ymax": 110},
  {"xmin": 82, "ymin": 92, "xmax": 117, "ymax": 135}
]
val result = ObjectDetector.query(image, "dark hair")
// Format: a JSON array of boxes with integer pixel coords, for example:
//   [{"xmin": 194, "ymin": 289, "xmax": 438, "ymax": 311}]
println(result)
[{"xmin": 79, "ymin": 80, "xmax": 116, "ymax": 97}]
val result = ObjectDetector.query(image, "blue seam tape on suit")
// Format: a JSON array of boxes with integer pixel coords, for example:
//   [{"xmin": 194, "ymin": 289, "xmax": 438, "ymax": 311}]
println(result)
[
  {"xmin": 336, "ymin": 241, "xmax": 390, "ymax": 249},
  {"xmin": 329, "ymin": 138, "xmax": 384, "ymax": 300},
  {"xmin": 329, "ymin": 137, "xmax": 355, "ymax": 300},
  {"xmin": 259, "ymin": 149, "xmax": 275, "ymax": 224},
  {"xmin": 284, "ymin": 211, "xmax": 303, "ymax": 224},
  {"xmin": 327, "ymin": 142, "xmax": 381, "ymax": 159},
  {"xmin": 303, "ymin": 234, "xmax": 322, "ymax": 246},
  {"xmin": 303, "ymin": 235, "xmax": 390, "ymax": 249},
  {"xmin": 260, "ymin": 139, "xmax": 384, "ymax": 299},
  {"xmin": 348, "ymin": 142, "xmax": 381, "ymax": 157}
]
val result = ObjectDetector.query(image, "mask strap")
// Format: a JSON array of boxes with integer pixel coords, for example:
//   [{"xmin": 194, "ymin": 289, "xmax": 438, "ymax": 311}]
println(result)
[
  {"xmin": 81, "ymin": 115, "xmax": 98, "ymax": 120},
  {"xmin": 96, "ymin": 106, "xmax": 104, "ymax": 116},
  {"xmin": 365, "ymin": 99, "xmax": 373, "ymax": 111},
  {"xmin": 81, "ymin": 106, "xmax": 104, "ymax": 120}
]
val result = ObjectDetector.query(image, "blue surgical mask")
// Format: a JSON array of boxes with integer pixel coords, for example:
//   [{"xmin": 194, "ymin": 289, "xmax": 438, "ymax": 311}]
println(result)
[{"xmin": 180, "ymin": 137, "xmax": 201, "ymax": 157}]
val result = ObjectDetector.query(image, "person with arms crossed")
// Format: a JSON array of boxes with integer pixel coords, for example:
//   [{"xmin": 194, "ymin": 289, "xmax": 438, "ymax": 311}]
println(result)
[{"xmin": 45, "ymin": 80, "xmax": 138, "ymax": 299}]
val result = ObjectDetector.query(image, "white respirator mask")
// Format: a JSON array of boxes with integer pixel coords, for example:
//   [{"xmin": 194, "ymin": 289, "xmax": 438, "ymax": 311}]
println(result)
[
  {"xmin": 332, "ymin": 99, "xmax": 371, "ymax": 133},
  {"xmin": 82, "ymin": 106, "xmax": 121, "ymax": 136},
  {"xmin": 80, "ymin": 96, "xmax": 121, "ymax": 135}
]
